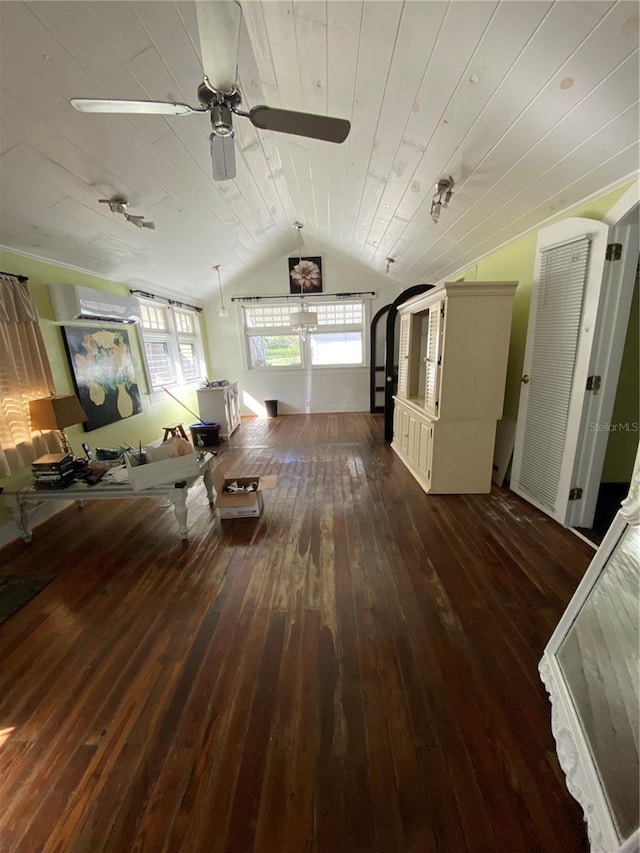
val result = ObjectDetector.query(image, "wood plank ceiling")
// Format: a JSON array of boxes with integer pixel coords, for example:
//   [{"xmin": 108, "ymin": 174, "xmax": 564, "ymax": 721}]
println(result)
[{"xmin": 0, "ymin": 1, "xmax": 638, "ymax": 302}]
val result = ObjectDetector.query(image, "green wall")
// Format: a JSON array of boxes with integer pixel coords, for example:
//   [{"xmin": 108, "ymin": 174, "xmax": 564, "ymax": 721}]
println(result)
[
  {"xmin": 0, "ymin": 248, "xmax": 211, "ymax": 526},
  {"xmin": 458, "ymin": 183, "xmax": 634, "ymax": 421}
]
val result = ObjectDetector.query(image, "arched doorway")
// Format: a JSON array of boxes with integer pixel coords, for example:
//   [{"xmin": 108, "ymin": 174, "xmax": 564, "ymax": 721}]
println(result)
[{"xmin": 368, "ymin": 284, "xmax": 433, "ymax": 441}]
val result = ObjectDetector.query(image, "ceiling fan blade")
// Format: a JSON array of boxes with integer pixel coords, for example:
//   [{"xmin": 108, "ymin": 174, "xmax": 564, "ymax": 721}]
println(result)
[
  {"xmin": 195, "ymin": 1, "xmax": 241, "ymax": 93},
  {"xmin": 248, "ymin": 106, "xmax": 350, "ymax": 144},
  {"xmin": 71, "ymin": 98, "xmax": 199, "ymax": 115},
  {"xmin": 210, "ymin": 133, "xmax": 236, "ymax": 181}
]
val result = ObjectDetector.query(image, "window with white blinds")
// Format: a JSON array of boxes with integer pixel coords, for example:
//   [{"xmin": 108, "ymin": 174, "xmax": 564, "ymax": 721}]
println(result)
[
  {"xmin": 243, "ymin": 300, "xmax": 366, "ymax": 370},
  {"xmin": 518, "ymin": 236, "xmax": 592, "ymax": 509},
  {"xmin": 138, "ymin": 301, "xmax": 205, "ymax": 390}
]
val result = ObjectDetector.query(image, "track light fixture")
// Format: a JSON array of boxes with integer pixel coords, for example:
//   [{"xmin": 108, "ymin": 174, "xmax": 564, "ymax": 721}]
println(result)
[
  {"xmin": 430, "ymin": 176, "xmax": 454, "ymax": 224},
  {"xmin": 99, "ymin": 197, "xmax": 155, "ymax": 230}
]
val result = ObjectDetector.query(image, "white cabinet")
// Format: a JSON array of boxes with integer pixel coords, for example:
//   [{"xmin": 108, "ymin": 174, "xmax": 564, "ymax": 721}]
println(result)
[
  {"xmin": 196, "ymin": 382, "xmax": 241, "ymax": 439},
  {"xmin": 392, "ymin": 281, "xmax": 517, "ymax": 494}
]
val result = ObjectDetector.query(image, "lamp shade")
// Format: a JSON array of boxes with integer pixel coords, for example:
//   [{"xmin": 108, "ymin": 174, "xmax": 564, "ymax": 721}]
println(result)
[
  {"xmin": 29, "ymin": 394, "xmax": 87, "ymax": 430},
  {"xmin": 290, "ymin": 310, "xmax": 318, "ymax": 328}
]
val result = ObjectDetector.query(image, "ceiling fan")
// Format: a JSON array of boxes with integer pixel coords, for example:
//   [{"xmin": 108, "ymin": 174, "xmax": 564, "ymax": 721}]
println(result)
[{"xmin": 71, "ymin": 1, "xmax": 350, "ymax": 182}]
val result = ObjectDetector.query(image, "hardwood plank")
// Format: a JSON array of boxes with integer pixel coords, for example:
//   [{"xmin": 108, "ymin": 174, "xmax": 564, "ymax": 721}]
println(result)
[{"xmin": 0, "ymin": 414, "xmax": 594, "ymax": 853}]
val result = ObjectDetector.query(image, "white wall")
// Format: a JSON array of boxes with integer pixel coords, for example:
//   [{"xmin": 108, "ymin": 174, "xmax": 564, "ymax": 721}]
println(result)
[{"xmin": 204, "ymin": 250, "xmax": 407, "ymax": 415}]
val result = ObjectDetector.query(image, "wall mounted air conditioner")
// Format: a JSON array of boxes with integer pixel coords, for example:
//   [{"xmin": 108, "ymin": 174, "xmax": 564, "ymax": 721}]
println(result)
[{"xmin": 49, "ymin": 283, "xmax": 140, "ymax": 325}]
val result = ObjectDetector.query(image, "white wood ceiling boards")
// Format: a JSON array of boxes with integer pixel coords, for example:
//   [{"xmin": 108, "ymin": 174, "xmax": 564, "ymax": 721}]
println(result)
[{"xmin": 0, "ymin": 1, "xmax": 638, "ymax": 301}]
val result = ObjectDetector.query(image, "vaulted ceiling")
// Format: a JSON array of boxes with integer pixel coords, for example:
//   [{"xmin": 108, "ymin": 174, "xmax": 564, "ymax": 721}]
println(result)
[{"xmin": 0, "ymin": 1, "xmax": 638, "ymax": 302}]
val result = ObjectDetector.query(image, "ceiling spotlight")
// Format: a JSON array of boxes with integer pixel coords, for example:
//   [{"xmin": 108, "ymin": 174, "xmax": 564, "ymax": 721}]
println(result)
[
  {"xmin": 385, "ymin": 257, "xmax": 396, "ymax": 274},
  {"xmin": 125, "ymin": 213, "xmax": 155, "ymax": 230},
  {"xmin": 99, "ymin": 197, "xmax": 128, "ymax": 215},
  {"xmin": 430, "ymin": 176, "xmax": 454, "ymax": 224}
]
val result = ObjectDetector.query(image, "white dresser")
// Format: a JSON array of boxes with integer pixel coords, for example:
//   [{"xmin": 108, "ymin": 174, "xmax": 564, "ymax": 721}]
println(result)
[{"xmin": 196, "ymin": 382, "xmax": 241, "ymax": 439}]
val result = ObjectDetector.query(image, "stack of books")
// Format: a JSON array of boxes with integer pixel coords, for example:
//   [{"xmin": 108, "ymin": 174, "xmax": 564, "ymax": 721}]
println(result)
[{"xmin": 32, "ymin": 453, "xmax": 75, "ymax": 489}]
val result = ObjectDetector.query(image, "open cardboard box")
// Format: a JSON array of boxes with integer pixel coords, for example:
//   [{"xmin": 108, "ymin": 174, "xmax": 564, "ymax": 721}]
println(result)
[
  {"xmin": 212, "ymin": 468, "xmax": 277, "ymax": 519},
  {"xmin": 124, "ymin": 442, "xmax": 201, "ymax": 490}
]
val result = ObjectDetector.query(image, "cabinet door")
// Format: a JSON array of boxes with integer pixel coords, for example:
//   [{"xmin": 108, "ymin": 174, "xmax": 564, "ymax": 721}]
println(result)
[
  {"xmin": 397, "ymin": 314, "xmax": 411, "ymax": 398},
  {"xmin": 393, "ymin": 400, "xmax": 402, "ymax": 443},
  {"xmin": 407, "ymin": 413, "xmax": 419, "ymax": 465},
  {"xmin": 424, "ymin": 301, "xmax": 443, "ymax": 416},
  {"xmin": 197, "ymin": 389, "xmax": 224, "ymax": 426},
  {"xmin": 417, "ymin": 420, "xmax": 432, "ymax": 485},
  {"xmin": 398, "ymin": 407, "xmax": 410, "ymax": 453},
  {"xmin": 225, "ymin": 384, "xmax": 240, "ymax": 430}
]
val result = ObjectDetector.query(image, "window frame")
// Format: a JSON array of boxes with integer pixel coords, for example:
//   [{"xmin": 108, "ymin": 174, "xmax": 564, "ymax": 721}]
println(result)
[
  {"xmin": 242, "ymin": 299, "xmax": 369, "ymax": 371},
  {"xmin": 137, "ymin": 300, "xmax": 206, "ymax": 393}
]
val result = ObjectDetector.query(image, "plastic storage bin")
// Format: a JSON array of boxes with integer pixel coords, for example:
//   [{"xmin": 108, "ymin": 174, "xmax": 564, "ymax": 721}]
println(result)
[{"xmin": 189, "ymin": 422, "xmax": 221, "ymax": 447}]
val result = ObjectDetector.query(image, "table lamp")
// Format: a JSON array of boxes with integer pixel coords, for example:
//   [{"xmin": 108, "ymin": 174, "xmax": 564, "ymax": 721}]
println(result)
[{"xmin": 29, "ymin": 394, "xmax": 88, "ymax": 456}]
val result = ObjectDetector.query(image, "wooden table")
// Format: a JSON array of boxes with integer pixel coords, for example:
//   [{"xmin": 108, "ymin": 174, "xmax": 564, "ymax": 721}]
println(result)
[{"xmin": 2, "ymin": 452, "xmax": 215, "ymax": 542}]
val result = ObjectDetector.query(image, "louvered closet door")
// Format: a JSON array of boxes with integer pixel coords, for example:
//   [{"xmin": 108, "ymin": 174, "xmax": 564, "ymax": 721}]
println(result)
[
  {"xmin": 397, "ymin": 313, "xmax": 411, "ymax": 398},
  {"xmin": 511, "ymin": 218, "xmax": 608, "ymax": 525}
]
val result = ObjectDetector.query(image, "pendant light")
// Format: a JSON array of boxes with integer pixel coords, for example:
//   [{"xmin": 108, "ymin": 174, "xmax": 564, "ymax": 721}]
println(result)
[
  {"xmin": 213, "ymin": 264, "xmax": 228, "ymax": 318},
  {"xmin": 289, "ymin": 222, "xmax": 318, "ymax": 333}
]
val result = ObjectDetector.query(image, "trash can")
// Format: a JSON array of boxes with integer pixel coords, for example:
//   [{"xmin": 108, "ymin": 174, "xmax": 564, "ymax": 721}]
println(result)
[
  {"xmin": 189, "ymin": 422, "xmax": 221, "ymax": 447},
  {"xmin": 265, "ymin": 399, "xmax": 278, "ymax": 418}
]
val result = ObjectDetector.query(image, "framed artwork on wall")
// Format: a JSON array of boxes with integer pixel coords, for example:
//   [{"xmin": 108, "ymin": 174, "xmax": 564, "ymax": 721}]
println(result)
[
  {"xmin": 288, "ymin": 256, "xmax": 322, "ymax": 293},
  {"xmin": 61, "ymin": 325, "xmax": 142, "ymax": 431}
]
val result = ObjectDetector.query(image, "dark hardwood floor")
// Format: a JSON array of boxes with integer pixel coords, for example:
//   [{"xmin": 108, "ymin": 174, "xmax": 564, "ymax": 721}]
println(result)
[{"xmin": 0, "ymin": 413, "xmax": 593, "ymax": 852}]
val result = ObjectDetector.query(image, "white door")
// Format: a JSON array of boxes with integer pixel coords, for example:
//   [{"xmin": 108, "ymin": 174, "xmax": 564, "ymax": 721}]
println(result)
[
  {"xmin": 511, "ymin": 217, "xmax": 609, "ymax": 524},
  {"xmin": 566, "ymin": 200, "xmax": 639, "ymax": 528}
]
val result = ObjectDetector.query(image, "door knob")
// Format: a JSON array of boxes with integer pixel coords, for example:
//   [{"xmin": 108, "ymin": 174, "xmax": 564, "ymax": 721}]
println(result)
[
  {"xmin": 521, "ymin": 374, "xmax": 530, "ymax": 384},
  {"xmin": 386, "ymin": 376, "xmax": 393, "ymax": 382}
]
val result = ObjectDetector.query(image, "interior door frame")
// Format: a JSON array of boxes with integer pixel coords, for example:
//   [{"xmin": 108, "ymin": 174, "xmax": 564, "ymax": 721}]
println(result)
[
  {"xmin": 566, "ymin": 185, "xmax": 640, "ymax": 528},
  {"xmin": 383, "ymin": 284, "xmax": 432, "ymax": 441},
  {"xmin": 511, "ymin": 217, "xmax": 609, "ymax": 524},
  {"xmin": 370, "ymin": 304, "xmax": 391, "ymax": 413}
]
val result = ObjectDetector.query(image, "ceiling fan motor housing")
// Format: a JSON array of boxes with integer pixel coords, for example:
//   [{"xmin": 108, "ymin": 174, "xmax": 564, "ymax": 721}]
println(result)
[{"xmin": 197, "ymin": 82, "xmax": 241, "ymax": 137}]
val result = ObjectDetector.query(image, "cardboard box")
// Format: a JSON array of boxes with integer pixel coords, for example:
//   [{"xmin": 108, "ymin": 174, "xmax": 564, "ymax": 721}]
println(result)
[
  {"xmin": 124, "ymin": 443, "xmax": 200, "ymax": 490},
  {"xmin": 211, "ymin": 469, "xmax": 277, "ymax": 519}
]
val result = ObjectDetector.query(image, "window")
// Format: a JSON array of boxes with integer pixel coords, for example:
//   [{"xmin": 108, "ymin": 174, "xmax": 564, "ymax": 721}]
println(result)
[
  {"xmin": 0, "ymin": 275, "xmax": 60, "ymax": 476},
  {"xmin": 243, "ymin": 300, "xmax": 366, "ymax": 370},
  {"xmin": 138, "ymin": 302, "xmax": 204, "ymax": 390}
]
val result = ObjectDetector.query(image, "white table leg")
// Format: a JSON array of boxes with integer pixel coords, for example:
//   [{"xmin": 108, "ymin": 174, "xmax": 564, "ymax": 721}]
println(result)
[
  {"xmin": 203, "ymin": 465, "xmax": 214, "ymax": 507},
  {"xmin": 169, "ymin": 489, "xmax": 189, "ymax": 540},
  {"xmin": 7, "ymin": 495, "xmax": 33, "ymax": 543}
]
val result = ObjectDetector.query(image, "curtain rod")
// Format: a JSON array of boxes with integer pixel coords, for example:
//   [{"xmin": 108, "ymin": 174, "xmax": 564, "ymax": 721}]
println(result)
[
  {"xmin": 129, "ymin": 288, "xmax": 202, "ymax": 313},
  {"xmin": 0, "ymin": 270, "xmax": 29, "ymax": 283},
  {"xmin": 231, "ymin": 291, "xmax": 375, "ymax": 303}
]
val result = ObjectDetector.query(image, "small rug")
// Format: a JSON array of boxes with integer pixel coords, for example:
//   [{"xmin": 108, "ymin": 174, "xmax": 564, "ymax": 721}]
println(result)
[{"xmin": 0, "ymin": 575, "xmax": 54, "ymax": 625}]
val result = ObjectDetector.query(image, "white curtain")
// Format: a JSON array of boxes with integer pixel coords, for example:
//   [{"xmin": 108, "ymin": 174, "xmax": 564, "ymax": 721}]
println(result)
[{"xmin": 0, "ymin": 274, "xmax": 60, "ymax": 477}]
